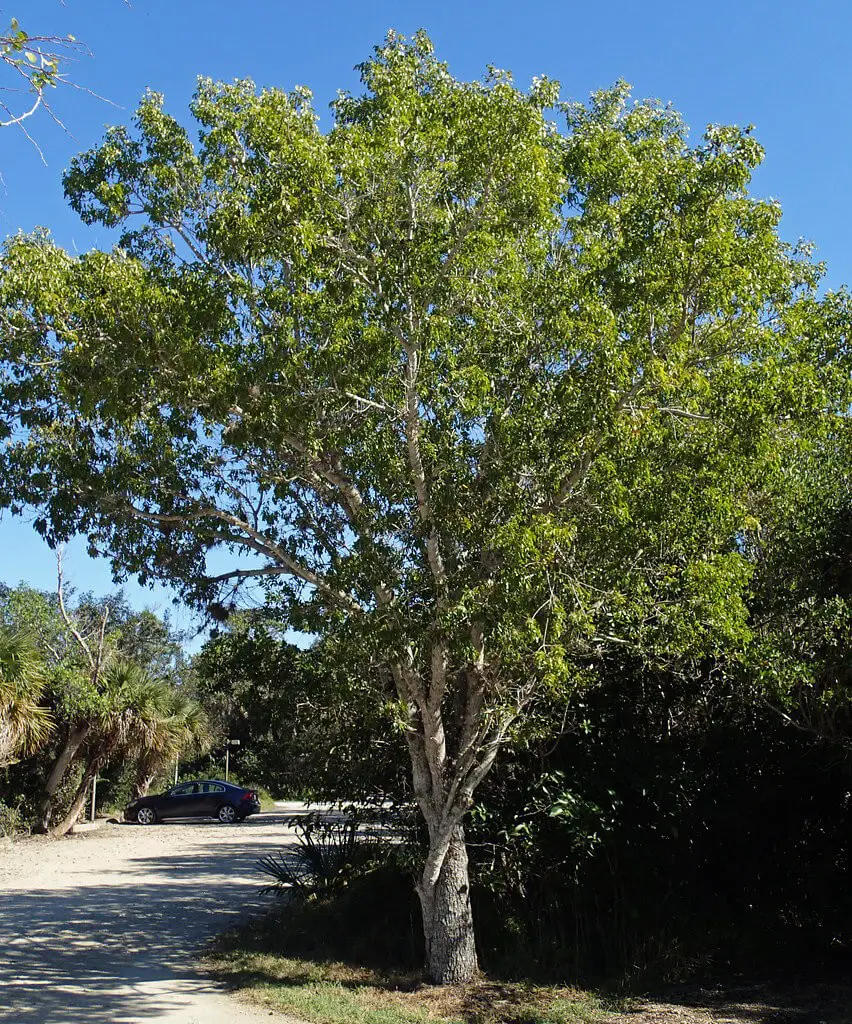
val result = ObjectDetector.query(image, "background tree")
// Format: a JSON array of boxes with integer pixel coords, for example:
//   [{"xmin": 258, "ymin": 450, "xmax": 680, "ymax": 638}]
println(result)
[
  {"xmin": 2, "ymin": 33, "xmax": 851, "ymax": 981},
  {"xmin": 29, "ymin": 557, "xmax": 118, "ymax": 830},
  {"xmin": 746, "ymin": 465, "xmax": 852, "ymax": 742},
  {"xmin": 0, "ymin": 626, "xmax": 52, "ymax": 766},
  {"xmin": 129, "ymin": 684, "xmax": 208, "ymax": 800},
  {"xmin": 192, "ymin": 615, "xmax": 407, "ymax": 799},
  {"xmin": 49, "ymin": 658, "xmax": 207, "ymax": 835},
  {"xmin": 0, "ymin": 576, "xmax": 196, "ymax": 830}
]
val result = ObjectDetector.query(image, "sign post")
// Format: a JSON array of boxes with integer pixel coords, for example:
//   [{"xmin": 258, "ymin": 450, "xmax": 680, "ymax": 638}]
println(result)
[{"xmin": 225, "ymin": 738, "xmax": 241, "ymax": 781}]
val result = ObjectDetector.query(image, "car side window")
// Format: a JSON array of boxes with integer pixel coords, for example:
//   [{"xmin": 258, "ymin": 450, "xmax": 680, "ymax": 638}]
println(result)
[
  {"xmin": 170, "ymin": 784, "xmax": 197, "ymax": 797},
  {"xmin": 202, "ymin": 783, "xmax": 226, "ymax": 794}
]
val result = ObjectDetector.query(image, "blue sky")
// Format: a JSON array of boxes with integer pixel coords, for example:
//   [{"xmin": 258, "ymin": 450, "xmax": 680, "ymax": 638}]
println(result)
[{"xmin": 2, "ymin": 0, "xmax": 851, "ymax": 642}]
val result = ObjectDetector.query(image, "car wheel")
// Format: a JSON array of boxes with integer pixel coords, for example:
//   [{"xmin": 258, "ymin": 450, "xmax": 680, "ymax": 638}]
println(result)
[
  {"xmin": 217, "ymin": 804, "xmax": 237, "ymax": 824},
  {"xmin": 136, "ymin": 806, "xmax": 157, "ymax": 825}
]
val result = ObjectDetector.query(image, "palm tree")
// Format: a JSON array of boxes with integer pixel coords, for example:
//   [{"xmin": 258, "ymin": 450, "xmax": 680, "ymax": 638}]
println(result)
[
  {"xmin": 51, "ymin": 662, "xmax": 209, "ymax": 835},
  {"xmin": 129, "ymin": 690, "xmax": 209, "ymax": 801},
  {"xmin": 0, "ymin": 627, "xmax": 53, "ymax": 767}
]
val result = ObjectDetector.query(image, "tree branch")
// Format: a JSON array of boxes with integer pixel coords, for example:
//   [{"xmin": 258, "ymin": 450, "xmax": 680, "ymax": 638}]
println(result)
[
  {"xmin": 56, "ymin": 550, "xmax": 94, "ymax": 673},
  {"xmin": 104, "ymin": 498, "xmax": 364, "ymax": 614}
]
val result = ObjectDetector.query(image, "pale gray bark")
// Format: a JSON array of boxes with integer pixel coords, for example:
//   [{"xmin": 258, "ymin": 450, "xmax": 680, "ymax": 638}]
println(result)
[
  {"xmin": 417, "ymin": 825, "xmax": 478, "ymax": 984},
  {"xmin": 51, "ymin": 760, "xmax": 98, "ymax": 836},
  {"xmin": 130, "ymin": 764, "xmax": 157, "ymax": 802}
]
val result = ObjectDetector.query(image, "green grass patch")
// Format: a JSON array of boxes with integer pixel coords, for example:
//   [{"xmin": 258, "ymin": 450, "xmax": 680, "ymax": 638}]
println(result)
[
  {"xmin": 254, "ymin": 786, "xmax": 278, "ymax": 812},
  {"xmin": 206, "ymin": 945, "xmax": 610, "ymax": 1024},
  {"xmin": 206, "ymin": 877, "xmax": 619, "ymax": 1024}
]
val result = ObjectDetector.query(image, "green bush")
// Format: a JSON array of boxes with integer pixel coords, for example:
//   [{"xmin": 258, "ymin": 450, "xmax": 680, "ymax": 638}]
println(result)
[
  {"xmin": 0, "ymin": 800, "xmax": 26, "ymax": 837},
  {"xmin": 258, "ymin": 810, "xmax": 386, "ymax": 898}
]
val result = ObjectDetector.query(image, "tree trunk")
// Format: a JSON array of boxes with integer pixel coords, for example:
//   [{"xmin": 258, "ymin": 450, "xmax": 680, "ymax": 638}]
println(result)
[
  {"xmin": 52, "ymin": 734, "xmax": 123, "ymax": 837},
  {"xmin": 50, "ymin": 761, "xmax": 98, "ymax": 836},
  {"xmin": 0, "ymin": 720, "xmax": 17, "ymax": 769},
  {"xmin": 418, "ymin": 825, "xmax": 479, "ymax": 984},
  {"xmin": 130, "ymin": 769, "xmax": 156, "ymax": 802},
  {"xmin": 50, "ymin": 770, "xmax": 94, "ymax": 831},
  {"xmin": 34, "ymin": 723, "xmax": 89, "ymax": 832}
]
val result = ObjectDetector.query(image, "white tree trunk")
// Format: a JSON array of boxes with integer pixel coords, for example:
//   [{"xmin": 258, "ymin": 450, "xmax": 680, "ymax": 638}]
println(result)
[
  {"xmin": 418, "ymin": 825, "xmax": 478, "ymax": 984},
  {"xmin": 130, "ymin": 770, "xmax": 156, "ymax": 802}
]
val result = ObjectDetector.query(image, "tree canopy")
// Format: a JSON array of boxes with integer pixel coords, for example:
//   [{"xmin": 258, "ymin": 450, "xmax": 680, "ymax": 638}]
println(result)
[{"xmin": 2, "ymin": 31, "xmax": 851, "ymax": 981}]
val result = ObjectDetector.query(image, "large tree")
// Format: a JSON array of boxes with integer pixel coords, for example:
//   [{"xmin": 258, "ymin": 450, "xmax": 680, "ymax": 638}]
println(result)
[{"xmin": 1, "ymin": 33, "xmax": 850, "ymax": 981}]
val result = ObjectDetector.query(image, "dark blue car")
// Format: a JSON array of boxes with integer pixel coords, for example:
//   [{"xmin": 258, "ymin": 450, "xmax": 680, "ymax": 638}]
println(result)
[{"xmin": 126, "ymin": 779, "xmax": 261, "ymax": 825}]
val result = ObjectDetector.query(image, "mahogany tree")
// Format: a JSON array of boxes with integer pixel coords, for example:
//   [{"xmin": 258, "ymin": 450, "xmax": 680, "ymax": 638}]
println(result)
[{"xmin": 2, "ymin": 32, "xmax": 850, "ymax": 981}]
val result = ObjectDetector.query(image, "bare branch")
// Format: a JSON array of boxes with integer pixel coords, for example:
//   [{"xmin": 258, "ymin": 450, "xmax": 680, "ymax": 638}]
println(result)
[
  {"xmin": 56, "ymin": 548, "xmax": 94, "ymax": 673},
  {"xmin": 654, "ymin": 406, "xmax": 713, "ymax": 422},
  {"xmin": 56, "ymin": 548, "xmax": 110, "ymax": 685},
  {"xmin": 0, "ymin": 25, "xmax": 93, "ymax": 144}
]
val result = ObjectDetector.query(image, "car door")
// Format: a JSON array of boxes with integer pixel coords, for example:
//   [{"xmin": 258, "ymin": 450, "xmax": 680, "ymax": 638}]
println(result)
[
  {"xmin": 161, "ymin": 782, "xmax": 202, "ymax": 819},
  {"xmin": 200, "ymin": 782, "xmax": 227, "ymax": 816}
]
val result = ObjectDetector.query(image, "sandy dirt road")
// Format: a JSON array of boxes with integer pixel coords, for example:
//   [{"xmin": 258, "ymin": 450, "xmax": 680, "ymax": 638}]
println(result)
[{"xmin": 0, "ymin": 813, "xmax": 304, "ymax": 1024}]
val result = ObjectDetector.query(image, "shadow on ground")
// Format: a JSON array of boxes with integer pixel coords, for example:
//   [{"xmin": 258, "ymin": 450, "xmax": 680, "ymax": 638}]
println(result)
[
  {"xmin": 609, "ymin": 981, "xmax": 852, "ymax": 1024},
  {"xmin": 0, "ymin": 820, "xmax": 296, "ymax": 1024}
]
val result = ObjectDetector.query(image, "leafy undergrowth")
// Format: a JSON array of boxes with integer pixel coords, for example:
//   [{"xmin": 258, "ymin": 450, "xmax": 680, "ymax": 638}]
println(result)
[{"xmin": 205, "ymin": 862, "xmax": 852, "ymax": 1024}]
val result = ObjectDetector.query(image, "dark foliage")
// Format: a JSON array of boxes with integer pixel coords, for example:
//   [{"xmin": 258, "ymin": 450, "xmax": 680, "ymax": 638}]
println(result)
[
  {"xmin": 465, "ymin": 668, "xmax": 852, "ymax": 984},
  {"xmin": 242, "ymin": 858, "xmax": 424, "ymax": 972},
  {"xmin": 254, "ymin": 672, "xmax": 852, "ymax": 987},
  {"xmin": 189, "ymin": 615, "xmax": 409, "ymax": 800}
]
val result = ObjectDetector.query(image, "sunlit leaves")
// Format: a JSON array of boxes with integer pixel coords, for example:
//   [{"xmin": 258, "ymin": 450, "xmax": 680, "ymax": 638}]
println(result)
[{"xmin": 1, "ymin": 30, "xmax": 851, "ymax": 734}]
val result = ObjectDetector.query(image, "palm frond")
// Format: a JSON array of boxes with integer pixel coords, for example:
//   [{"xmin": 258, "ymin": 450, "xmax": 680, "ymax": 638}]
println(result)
[{"xmin": 0, "ymin": 627, "xmax": 53, "ymax": 764}]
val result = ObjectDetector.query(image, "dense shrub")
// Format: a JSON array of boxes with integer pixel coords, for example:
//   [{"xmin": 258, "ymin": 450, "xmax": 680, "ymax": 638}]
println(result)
[
  {"xmin": 0, "ymin": 800, "xmax": 26, "ymax": 837},
  {"xmin": 258, "ymin": 811, "xmax": 386, "ymax": 898},
  {"xmin": 466, "ymin": 672, "xmax": 852, "ymax": 984},
  {"xmin": 260, "ymin": 679, "xmax": 852, "ymax": 988},
  {"xmin": 257, "ymin": 861, "xmax": 424, "ymax": 971}
]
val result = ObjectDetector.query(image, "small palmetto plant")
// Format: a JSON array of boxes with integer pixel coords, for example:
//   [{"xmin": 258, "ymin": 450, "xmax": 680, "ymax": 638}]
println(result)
[{"xmin": 258, "ymin": 811, "xmax": 381, "ymax": 898}]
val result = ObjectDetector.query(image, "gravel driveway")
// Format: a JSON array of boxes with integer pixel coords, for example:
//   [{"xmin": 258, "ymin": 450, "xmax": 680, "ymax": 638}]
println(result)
[{"xmin": 0, "ymin": 813, "xmax": 305, "ymax": 1024}]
